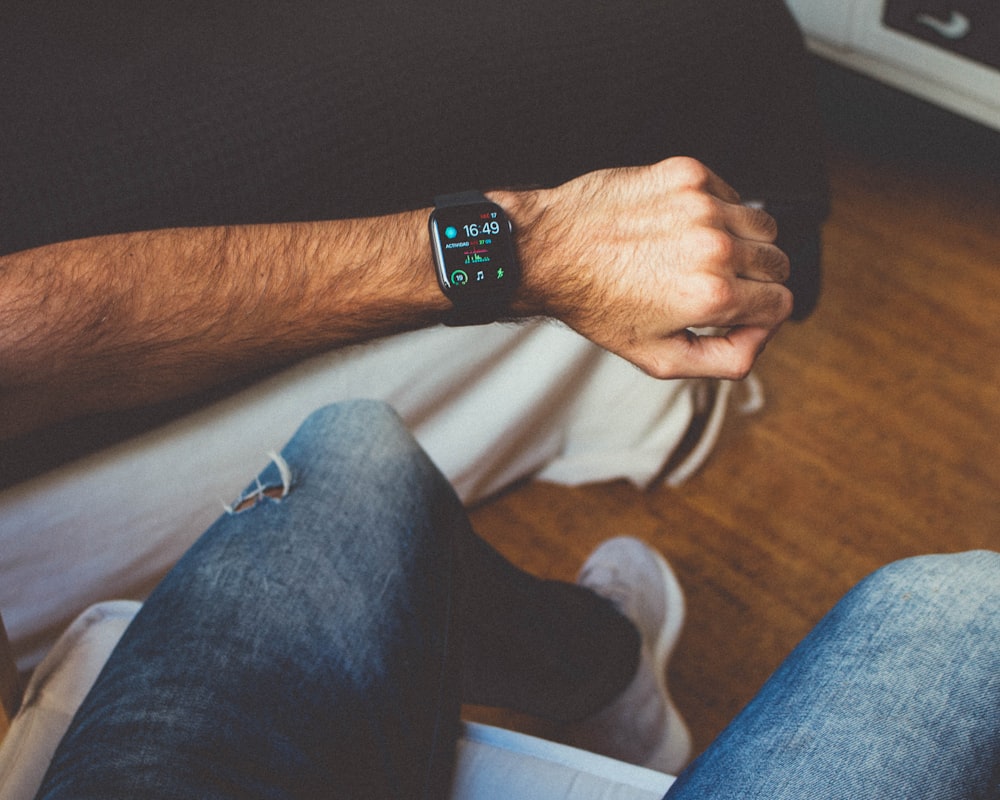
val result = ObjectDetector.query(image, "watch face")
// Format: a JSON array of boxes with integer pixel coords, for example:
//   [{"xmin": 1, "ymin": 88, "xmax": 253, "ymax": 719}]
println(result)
[{"xmin": 429, "ymin": 202, "xmax": 517, "ymax": 301}]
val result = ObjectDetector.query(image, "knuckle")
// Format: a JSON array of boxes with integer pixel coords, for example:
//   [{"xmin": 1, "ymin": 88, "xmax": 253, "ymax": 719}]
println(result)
[
  {"xmin": 662, "ymin": 156, "xmax": 711, "ymax": 188},
  {"xmin": 645, "ymin": 355, "xmax": 686, "ymax": 381},
  {"xmin": 689, "ymin": 273, "xmax": 736, "ymax": 319},
  {"xmin": 698, "ymin": 228, "xmax": 736, "ymax": 263},
  {"xmin": 682, "ymin": 192, "xmax": 721, "ymax": 225},
  {"xmin": 715, "ymin": 345, "xmax": 758, "ymax": 382},
  {"xmin": 724, "ymin": 360, "xmax": 754, "ymax": 381}
]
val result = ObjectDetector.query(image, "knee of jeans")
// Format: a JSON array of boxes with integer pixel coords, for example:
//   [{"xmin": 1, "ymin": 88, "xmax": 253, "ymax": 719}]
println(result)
[
  {"xmin": 859, "ymin": 550, "xmax": 1000, "ymax": 629},
  {"xmin": 224, "ymin": 401, "xmax": 410, "ymax": 515},
  {"xmin": 225, "ymin": 450, "xmax": 294, "ymax": 514},
  {"xmin": 298, "ymin": 400, "xmax": 415, "ymax": 460},
  {"xmin": 300, "ymin": 399, "xmax": 436, "ymax": 481},
  {"xmin": 304, "ymin": 399, "xmax": 404, "ymax": 433},
  {"xmin": 877, "ymin": 549, "xmax": 1000, "ymax": 590}
]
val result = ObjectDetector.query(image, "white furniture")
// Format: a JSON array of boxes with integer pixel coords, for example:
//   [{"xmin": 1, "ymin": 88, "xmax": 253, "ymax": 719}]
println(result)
[
  {"xmin": 785, "ymin": 0, "xmax": 1000, "ymax": 131},
  {"xmin": 1, "ymin": 321, "xmax": 747, "ymax": 672},
  {"xmin": 0, "ymin": 602, "xmax": 676, "ymax": 800}
]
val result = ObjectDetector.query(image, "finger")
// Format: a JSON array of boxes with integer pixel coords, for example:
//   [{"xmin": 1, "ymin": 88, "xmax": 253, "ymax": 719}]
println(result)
[
  {"xmin": 682, "ymin": 325, "xmax": 776, "ymax": 380},
  {"xmin": 728, "ymin": 279, "xmax": 793, "ymax": 328},
  {"xmin": 632, "ymin": 325, "xmax": 776, "ymax": 381},
  {"xmin": 698, "ymin": 169, "xmax": 742, "ymax": 206},
  {"xmin": 701, "ymin": 172, "xmax": 742, "ymax": 205},
  {"xmin": 688, "ymin": 278, "xmax": 793, "ymax": 330},
  {"xmin": 733, "ymin": 239, "xmax": 791, "ymax": 284},
  {"xmin": 724, "ymin": 203, "xmax": 780, "ymax": 243}
]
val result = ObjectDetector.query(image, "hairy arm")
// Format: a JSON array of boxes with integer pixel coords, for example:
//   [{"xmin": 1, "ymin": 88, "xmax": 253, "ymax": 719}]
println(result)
[
  {"xmin": 0, "ymin": 212, "xmax": 447, "ymax": 438},
  {"xmin": 0, "ymin": 157, "xmax": 792, "ymax": 439}
]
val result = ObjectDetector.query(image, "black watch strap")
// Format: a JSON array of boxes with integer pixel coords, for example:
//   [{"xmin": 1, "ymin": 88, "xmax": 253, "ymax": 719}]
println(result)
[{"xmin": 434, "ymin": 190, "xmax": 490, "ymax": 207}]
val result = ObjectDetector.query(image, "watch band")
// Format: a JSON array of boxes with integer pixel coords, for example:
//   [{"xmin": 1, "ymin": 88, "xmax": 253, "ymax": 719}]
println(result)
[{"xmin": 434, "ymin": 190, "xmax": 490, "ymax": 207}]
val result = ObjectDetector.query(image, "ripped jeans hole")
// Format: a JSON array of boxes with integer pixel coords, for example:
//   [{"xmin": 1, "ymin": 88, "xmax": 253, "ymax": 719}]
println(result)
[{"xmin": 224, "ymin": 451, "xmax": 293, "ymax": 515}]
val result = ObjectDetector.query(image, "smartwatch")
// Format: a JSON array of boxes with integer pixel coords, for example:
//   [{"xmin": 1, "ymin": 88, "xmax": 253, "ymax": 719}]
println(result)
[{"xmin": 429, "ymin": 191, "xmax": 520, "ymax": 326}]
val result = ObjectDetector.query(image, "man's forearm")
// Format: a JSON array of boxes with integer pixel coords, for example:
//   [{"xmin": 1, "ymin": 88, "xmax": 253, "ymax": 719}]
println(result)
[
  {"xmin": 0, "ymin": 211, "xmax": 448, "ymax": 438},
  {"xmin": 1, "ymin": 157, "xmax": 794, "ymax": 440}
]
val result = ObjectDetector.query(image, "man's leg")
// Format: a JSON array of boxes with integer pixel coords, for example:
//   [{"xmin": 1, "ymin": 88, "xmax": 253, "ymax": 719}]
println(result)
[
  {"xmin": 666, "ymin": 550, "xmax": 1000, "ymax": 800},
  {"xmin": 36, "ymin": 400, "xmax": 470, "ymax": 799},
  {"xmin": 35, "ymin": 400, "xmax": 641, "ymax": 799}
]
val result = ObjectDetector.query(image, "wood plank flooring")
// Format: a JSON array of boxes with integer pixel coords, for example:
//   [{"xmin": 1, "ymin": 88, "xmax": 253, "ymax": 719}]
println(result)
[{"xmin": 465, "ymin": 84, "xmax": 1000, "ymax": 759}]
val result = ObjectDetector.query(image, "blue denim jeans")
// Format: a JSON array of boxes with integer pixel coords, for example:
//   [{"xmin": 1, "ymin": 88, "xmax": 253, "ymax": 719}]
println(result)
[
  {"xmin": 36, "ymin": 400, "xmax": 638, "ymax": 799},
  {"xmin": 37, "ymin": 401, "xmax": 998, "ymax": 799},
  {"xmin": 667, "ymin": 549, "xmax": 1000, "ymax": 799}
]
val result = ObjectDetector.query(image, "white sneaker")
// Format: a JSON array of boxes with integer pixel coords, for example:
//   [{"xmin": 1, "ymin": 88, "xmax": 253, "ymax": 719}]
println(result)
[{"xmin": 563, "ymin": 537, "xmax": 692, "ymax": 774}]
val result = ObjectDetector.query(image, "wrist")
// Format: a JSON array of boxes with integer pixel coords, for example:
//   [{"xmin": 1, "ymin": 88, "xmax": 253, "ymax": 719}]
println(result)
[{"xmin": 484, "ymin": 187, "xmax": 555, "ymax": 319}]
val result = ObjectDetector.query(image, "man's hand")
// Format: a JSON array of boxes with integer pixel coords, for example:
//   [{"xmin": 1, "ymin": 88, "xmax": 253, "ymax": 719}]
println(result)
[{"xmin": 499, "ymin": 157, "xmax": 793, "ymax": 380}]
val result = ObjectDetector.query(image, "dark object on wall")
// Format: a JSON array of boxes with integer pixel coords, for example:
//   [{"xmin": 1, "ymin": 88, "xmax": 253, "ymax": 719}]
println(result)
[{"xmin": 883, "ymin": 1, "xmax": 1000, "ymax": 70}]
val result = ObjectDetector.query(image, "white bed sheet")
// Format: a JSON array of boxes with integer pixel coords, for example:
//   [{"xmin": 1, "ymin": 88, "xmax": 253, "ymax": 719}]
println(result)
[{"xmin": 1, "ymin": 322, "xmax": 705, "ymax": 669}]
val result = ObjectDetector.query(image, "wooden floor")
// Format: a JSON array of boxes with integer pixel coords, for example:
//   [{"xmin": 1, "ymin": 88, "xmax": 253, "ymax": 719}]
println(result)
[{"xmin": 465, "ymin": 81, "xmax": 1000, "ymax": 758}]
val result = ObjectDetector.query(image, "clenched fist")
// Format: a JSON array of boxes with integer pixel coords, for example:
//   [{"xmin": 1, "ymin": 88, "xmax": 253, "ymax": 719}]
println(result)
[{"xmin": 497, "ymin": 157, "xmax": 793, "ymax": 380}]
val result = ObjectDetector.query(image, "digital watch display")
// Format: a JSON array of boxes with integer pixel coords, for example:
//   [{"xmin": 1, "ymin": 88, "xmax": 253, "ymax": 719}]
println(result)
[{"xmin": 429, "ymin": 191, "xmax": 519, "ymax": 326}]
